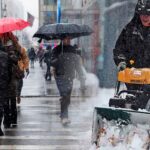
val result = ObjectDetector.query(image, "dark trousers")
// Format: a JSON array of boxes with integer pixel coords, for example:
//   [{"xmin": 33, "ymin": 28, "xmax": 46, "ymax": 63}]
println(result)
[
  {"xmin": 16, "ymin": 78, "xmax": 23, "ymax": 97},
  {"xmin": 45, "ymin": 64, "xmax": 51, "ymax": 80},
  {"xmin": 60, "ymin": 94, "xmax": 71, "ymax": 118},
  {"xmin": 3, "ymin": 97, "xmax": 17, "ymax": 126},
  {"xmin": 55, "ymin": 77, "xmax": 73, "ymax": 118}
]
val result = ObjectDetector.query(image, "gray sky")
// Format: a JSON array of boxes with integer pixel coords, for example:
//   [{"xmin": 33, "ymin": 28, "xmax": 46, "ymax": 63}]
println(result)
[{"xmin": 18, "ymin": 0, "xmax": 39, "ymax": 39}]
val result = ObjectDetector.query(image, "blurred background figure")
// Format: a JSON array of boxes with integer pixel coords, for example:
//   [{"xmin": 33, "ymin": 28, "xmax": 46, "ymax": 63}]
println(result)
[
  {"xmin": 37, "ymin": 47, "xmax": 45, "ymax": 68},
  {"xmin": 43, "ymin": 45, "xmax": 52, "ymax": 81},
  {"xmin": 28, "ymin": 47, "xmax": 36, "ymax": 68}
]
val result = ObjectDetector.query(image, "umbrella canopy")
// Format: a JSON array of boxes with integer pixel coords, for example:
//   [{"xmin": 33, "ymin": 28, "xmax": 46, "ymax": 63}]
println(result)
[
  {"xmin": 33, "ymin": 23, "xmax": 93, "ymax": 40},
  {"xmin": 0, "ymin": 17, "xmax": 30, "ymax": 34}
]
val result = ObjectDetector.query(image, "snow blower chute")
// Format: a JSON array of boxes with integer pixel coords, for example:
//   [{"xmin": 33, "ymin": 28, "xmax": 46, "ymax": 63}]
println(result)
[{"xmin": 92, "ymin": 68, "xmax": 150, "ymax": 146}]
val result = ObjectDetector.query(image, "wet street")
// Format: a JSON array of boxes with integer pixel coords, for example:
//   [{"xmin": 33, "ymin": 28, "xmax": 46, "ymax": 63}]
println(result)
[{"xmin": 0, "ymin": 62, "xmax": 94, "ymax": 150}]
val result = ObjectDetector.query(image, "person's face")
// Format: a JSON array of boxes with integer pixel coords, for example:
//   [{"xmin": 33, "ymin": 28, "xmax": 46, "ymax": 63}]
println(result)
[
  {"xmin": 140, "ymin": 15, "xmax": 150, "ymax": 27},
  {"xmin": 62, "ymin": 37, "xmax": 71, "ymax": 45}
]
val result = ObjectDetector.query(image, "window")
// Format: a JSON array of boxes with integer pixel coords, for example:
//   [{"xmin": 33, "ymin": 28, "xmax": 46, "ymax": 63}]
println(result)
[{"xmin": 44, "ymin": 0, "xmax": 56, "ymax": 5}]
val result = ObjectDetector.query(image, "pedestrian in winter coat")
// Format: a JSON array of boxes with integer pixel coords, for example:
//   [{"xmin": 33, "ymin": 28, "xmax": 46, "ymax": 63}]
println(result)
[
  {"xmin": 42, "ymin": 45, "xmax": 52, "ymax": 81},
  {"xmin": 113, "ymin": 0, "xmax": 150, "ymax": 109},
  {"xmin": 3, "ymin": 38, "xmax": 23, "ymax": 128},
  {"xmin": 0, "ymin": 40, "xmax": 12, "ymax": 136},
  {"xmin": 16, "ymin": 44, "xmax": 29, "ymax": 104},
  {"xmin": 37, "ymin": 47, "xmax": 44, "ymax": 68},
  {"xmin": 28, "ymin": 47, "xmax": 36, "ymax": 68},
  {"xmin": 51, "ymin": 37, "xmax": 86, "ymax": 125}
]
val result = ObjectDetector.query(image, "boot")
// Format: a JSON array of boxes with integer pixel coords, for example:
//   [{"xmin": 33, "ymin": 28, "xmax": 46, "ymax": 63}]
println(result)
[{"xmin": 61, "ymin": 118, "xmax": 71, "ymax": 126}]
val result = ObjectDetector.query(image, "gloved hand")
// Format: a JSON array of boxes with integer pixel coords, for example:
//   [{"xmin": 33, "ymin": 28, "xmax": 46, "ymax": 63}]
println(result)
[
  {"xmin": 26, "ymin": 69, "xmax": 29, "ymax": 76},
  {"xmin": 117, "ymin": 62, "xmax": 126, "ymax": 71}
]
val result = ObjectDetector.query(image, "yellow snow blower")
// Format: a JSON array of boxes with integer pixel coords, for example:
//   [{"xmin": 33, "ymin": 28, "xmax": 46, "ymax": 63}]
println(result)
[{"xmin": 92, "ymin": 68, "xmax": 150, "ymax": 146}]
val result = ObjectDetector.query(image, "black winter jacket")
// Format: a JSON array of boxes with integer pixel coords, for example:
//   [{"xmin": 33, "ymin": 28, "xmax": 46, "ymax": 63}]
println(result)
[
  {"xmin": 51, "ymin": 43, "xmax": 85, "ymax": 80},
  {"xmin": 114, "ymin": 10, "xmax": 150, "ymax": 68},
  {"xmin": 0, "ymin": 49, "xmax": 12, "ymax": 93}
]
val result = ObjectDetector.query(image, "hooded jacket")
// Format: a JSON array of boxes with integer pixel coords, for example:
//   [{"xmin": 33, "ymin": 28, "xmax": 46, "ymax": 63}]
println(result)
[{"xmin": 113, "ymin": 2, "xmax": 150, "ymax": 68}]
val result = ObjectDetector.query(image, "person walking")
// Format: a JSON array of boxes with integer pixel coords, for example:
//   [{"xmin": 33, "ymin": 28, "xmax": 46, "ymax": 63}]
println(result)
[
  {"xmin": 15, "ymin": 37, "xmax": 29, "ymax": 104},
  {"xmin": 51, "ymin": 37, "xmax": 86, "ymax": 125},
  {"xmin": 37, "ymin": 47, "xmax": 44, "ymax": 68},
  {"xmin": 43, "ymin": 45, "xmax": 52, "ymax": 81},
  {"xmin": 113, "ymin": 0, "xmax": 150, "ymax": 109},
  {"xmin": 2, "ymin": 39, "xmax": 19, "ymax": 128},
  {"xmin": 28, "ymin": 47, "xmax": 36, "ymax": 68},
  {"xmin": 0, "ymin": 40, "xmax": 12, "ymax": 135}
]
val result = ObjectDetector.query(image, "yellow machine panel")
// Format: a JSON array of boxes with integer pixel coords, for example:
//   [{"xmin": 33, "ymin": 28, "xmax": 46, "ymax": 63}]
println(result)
[{"xmin": 118, "ymin": 68, "xmax": 150, "ymax": 84}]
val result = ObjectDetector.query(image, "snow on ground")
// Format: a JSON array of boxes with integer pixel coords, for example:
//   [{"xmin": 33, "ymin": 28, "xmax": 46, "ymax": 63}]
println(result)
[{"xmin": 94, "ymin": 122, "xmax": 150, "ymax": 150}]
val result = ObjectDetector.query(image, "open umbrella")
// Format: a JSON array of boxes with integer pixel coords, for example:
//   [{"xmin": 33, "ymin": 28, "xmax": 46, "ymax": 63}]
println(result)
[
  {"xmin": 0, "ymin": 17, "xmax": 30, "ymax": 34},
  {"xmin": 33, "ymin": 23, "xmax": 93, "ymax": 40}
]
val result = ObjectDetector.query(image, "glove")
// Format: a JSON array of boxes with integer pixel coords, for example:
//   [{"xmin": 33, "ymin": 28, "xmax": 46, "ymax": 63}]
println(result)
[
  {"xmin": 26, "ymin": 69, "xmax": 29, "ymax": 76},
  {"xmin": 117, "ymin": 62, "xmax": 126, "ymax": 71}
]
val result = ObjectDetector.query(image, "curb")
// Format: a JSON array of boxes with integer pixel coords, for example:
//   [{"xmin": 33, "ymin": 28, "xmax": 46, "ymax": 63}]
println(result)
[{"xmin": 21, "ymin": 95, "xmax": 90, "ymax": 98}]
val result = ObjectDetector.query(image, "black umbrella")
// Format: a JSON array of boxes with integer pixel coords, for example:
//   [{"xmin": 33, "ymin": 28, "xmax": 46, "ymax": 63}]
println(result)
[{"xmin": 33, "ymin": 23, "xmax": 93, "ymax": 40}]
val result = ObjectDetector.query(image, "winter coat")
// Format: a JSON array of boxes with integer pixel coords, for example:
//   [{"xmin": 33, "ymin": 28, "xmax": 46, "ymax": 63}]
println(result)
[
  {"xmin": 0, "ymin": 48, "xmax": 12, "ymax": 98},
  {"xmin": 5, "ymin": 46, "xmax": 19, "ymax": 98},
  {"xmin": 0, "ymin": 50, "xmax": 11, "ymax": 89},
  {"xmin": 51, "ymin": 44, "xmax": 85, "ymax": 80},
  {"xmin": 28, "ymin": 48, "xmax": 36, "ymax": 60},
  {"xmin": 113, "ymin": 8, "xmax": 150, "ymax": 68}
]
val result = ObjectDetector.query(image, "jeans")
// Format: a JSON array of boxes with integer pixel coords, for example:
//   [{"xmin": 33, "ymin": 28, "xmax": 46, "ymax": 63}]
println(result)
[{"xmin": 55, "ymin": 77, "xmax": 73, "ymax": 118}]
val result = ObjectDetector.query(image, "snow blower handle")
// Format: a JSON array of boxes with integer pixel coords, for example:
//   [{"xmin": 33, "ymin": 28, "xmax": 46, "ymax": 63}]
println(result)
[{"xmin": 117, "ymin": 62, "xmax": 126, "ymax": 71}]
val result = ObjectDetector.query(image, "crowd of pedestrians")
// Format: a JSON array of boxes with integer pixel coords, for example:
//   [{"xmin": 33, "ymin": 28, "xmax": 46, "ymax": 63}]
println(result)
[{"xmin": 0, "ymin": 32, "xmax": 87, "ymax": 136}]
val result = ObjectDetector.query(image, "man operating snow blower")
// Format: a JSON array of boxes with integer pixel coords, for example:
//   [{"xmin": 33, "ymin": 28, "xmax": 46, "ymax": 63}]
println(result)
[
  {"xmin": 92, "ymin": 0, "xmax": 150, "ymax": 146},
  {"xmin": 113, "ymin": 0, "xmax": 150, "ymax": 110}
]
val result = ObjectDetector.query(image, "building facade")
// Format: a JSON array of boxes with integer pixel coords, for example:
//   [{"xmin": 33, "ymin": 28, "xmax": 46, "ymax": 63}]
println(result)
[
  {"xmin": 39, "ymin": 0, "xmax": 57, "ymax": 27},
  {"xmin": 38, "ymin": 0, "xmax": 138, "ymax": 87},
  {"xmin": 0, "ymin": 0, "xmax": 30, "ymax": 48},
  {"xmin": 78, "ymin": 0, "xmax": 138, "ymax": 87}
]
